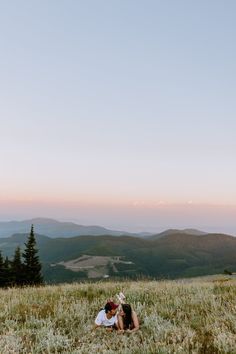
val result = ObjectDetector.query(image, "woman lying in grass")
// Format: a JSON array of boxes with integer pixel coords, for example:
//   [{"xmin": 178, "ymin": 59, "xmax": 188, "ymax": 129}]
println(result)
[{"xmin": 117, "ymin": 303, "xmax": 139, "ymax": 333}]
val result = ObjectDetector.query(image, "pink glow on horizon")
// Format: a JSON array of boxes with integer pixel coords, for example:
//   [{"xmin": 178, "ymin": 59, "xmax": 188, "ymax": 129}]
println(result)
[{"xmin": 0, "ymin": 199, "xmax": 235, "ymax": 235}]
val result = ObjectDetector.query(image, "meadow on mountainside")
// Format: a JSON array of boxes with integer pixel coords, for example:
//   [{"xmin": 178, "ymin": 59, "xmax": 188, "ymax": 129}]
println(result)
[{"xmin": 0, "ymin": 277, "xmax": 235, "ymax": 353}]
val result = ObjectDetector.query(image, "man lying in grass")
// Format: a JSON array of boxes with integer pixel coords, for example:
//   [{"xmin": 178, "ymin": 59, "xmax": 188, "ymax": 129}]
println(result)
[{"xmin": 94, "ymin": 301, "xmax": 119, "ymax": 331}]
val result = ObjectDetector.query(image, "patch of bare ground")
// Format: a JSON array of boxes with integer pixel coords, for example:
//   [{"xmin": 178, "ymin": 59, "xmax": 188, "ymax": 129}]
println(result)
[{"xmin": 58, "ymin": 255, "xmax": 134, "ymax": 278}]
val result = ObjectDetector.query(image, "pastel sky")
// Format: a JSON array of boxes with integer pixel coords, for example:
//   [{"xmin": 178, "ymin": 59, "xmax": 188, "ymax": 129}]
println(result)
[{"xmin": 0, "ymin": 1, "xmax": 236, "ymax": 233}]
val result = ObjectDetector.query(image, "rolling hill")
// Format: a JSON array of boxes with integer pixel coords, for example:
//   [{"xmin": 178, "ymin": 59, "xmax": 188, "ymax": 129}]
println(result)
[
  {"xmin": 40, "ymin": 233, "xmax": 236, "ymax": 278},
  {"xmin": 0, "ymin": 233, "xmax": 51, "ymax": 258},
  {"xmin": 38, "ymin": 232, "xmax": 236, "ymax": 282},
  {"xmin": 0, "ymin": 218, "xmax": 150, "ymax": 238},
  {"xmin": 1, "ymin": 226, "xmax": 236, "ymax": 284},
  {"xmin": 149, "ymin": 228, "xmax": 207, "ymax": 240},
  {"xmin": 0, "ymin": 218, "xmax": 211, "ymax": 240}
]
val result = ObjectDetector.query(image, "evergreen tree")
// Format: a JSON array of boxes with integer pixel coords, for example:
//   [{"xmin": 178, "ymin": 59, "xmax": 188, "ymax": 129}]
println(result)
[
  {"xmin": 12, "ymin": 247, "xmax": 24, "ymax": 286},
  {"xmin": 22, "ymin": 225, "xmax": 43, "ymax": 285},
  {"xmin": 0, "ymin": 251, "xmax": 5, "ymax": 287},
  {"xmin": 3, "ymin": 256, "xmax": 11, "ymax": 286}
]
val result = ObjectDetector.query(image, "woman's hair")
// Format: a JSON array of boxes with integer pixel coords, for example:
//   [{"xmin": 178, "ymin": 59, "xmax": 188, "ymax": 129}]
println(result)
[{"xmin": 121, "ymin": 304, "xmax": 132, "ymax": 329}]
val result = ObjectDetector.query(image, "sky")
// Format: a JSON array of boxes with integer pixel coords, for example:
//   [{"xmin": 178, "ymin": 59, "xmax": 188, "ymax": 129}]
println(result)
[{"xmin": 0, "ymin": 1, "xmax": 236, "ymax": 234}]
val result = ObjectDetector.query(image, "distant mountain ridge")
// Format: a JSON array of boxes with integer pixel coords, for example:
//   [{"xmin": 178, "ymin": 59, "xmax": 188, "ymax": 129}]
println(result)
[
  {"xmin": 0, "ymin": 218, "xmax": 141, "ymax": 238},
  {"xmin": 0, "ymin": 217, "xmax": 212, "ymax": 239},
  {"xmin": 149, "ymin": 228, "xmax": 207, "ymax": 240}
]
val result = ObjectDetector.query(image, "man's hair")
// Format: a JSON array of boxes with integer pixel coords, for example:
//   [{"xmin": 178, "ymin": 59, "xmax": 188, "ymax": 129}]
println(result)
[
  {"xmin": 104, "ymin": 302, "xmax": 113, "ymax": 313},
  {"xmin": 104, "ymin": 301, "xmax": 119, "ymax": 313}
]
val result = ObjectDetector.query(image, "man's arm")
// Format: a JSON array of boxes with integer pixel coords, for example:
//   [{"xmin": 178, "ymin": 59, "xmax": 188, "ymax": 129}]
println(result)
[
  {"xmin": 94, "ymin": 323, "xmax": 101, "ymax": 330},
  {"xmin": 94, "ymin": 311, "xmax": 103, "ymax": 329}
]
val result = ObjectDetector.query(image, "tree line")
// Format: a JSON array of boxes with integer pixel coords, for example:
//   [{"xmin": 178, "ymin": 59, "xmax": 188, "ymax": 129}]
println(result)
[{"xmin": 0, "ymin": 225, "xmax": 43, "ymax": 287}]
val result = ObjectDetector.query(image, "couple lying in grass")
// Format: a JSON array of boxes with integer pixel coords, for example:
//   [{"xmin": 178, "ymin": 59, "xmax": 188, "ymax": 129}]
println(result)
[{"xmin": 94, "ymin": 292, "xmax": 139, "ymax": 333}]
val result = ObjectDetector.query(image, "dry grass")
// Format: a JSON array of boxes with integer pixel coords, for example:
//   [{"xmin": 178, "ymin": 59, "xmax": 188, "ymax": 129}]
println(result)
[{"xmin": 0, "ymin": 278, "xmax": 235, "ymax": 353}]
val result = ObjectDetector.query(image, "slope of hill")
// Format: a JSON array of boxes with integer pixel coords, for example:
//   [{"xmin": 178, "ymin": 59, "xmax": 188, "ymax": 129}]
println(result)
[
  {"xmin": 0, "ymin": 279, "xmax": 235, "ymax": 353},
  {"xmin": 0, "ymin": 233, "xmax": 51, "ymax": 257},
  {"xmin": 37, "ymin": 232, "xmax": 236, "ymax": 282},
  {"xmin": 139, "ymin": 232, "xmax": 236, "ymax": 277},
  {"xmin": 1, "ymin": 229, "xmax": 236, "ymax": 283},
  {"xmin": 149, "ymin": 228, "xmax": 207, "ymax": 240}
]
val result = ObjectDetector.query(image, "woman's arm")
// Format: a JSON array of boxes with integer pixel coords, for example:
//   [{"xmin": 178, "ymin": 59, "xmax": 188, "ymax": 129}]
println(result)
[
  {"xmin": 128, "ymin": 311, "xmax": 139, "ymax": 333},
  {"xmin": 117, "ymin": 314, "xmax": 124, "ymax": 332}
]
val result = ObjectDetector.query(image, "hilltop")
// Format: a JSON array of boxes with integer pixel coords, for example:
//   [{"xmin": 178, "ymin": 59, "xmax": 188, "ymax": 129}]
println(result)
[{"xmin": 0, "ymin": 277, "xmax": 235, "ymax": 353}]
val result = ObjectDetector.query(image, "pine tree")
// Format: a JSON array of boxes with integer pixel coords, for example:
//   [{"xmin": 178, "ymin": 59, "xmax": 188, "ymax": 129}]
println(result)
[
  {"xmin": 0, "ymin": 251, "xmax": 5, "ymax": 287},
  {"xmin": 22, "ymin": 225, "xmax": 43, "ymax": 285},
  {"xmin": 12, "ymin": 247, "xmax": 24, "ymax": 286},
  {"xmin": 3, "ymin": 256, "xmax": 11, "ymax": 286}
]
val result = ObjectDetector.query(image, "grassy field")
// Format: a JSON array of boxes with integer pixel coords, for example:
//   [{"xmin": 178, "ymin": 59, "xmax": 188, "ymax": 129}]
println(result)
[{"xmin": 0, "ymin": 277, "xmax": 235, "ymax": 353}]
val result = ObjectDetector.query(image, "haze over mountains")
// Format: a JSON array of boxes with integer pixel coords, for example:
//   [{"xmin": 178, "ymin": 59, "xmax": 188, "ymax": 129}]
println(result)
[
  {"xmin": 0, "ymin": 218, "xmax": 151, "ymax": 238},
  {"xmin": 0, "ymin": 217, "xmax": 210, "ymax": 239}
]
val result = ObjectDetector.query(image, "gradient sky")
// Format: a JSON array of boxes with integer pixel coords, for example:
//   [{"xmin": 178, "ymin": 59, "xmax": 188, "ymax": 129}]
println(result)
[{"xmin": 0, "ymin": 1, "xmax": 236, "ymax": 233}]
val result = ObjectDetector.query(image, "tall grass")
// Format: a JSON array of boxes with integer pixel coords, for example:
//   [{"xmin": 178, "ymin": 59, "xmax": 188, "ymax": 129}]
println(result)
[{"xmin": 0, "ymin": 278, "xmax": 235, "ymax": 353}]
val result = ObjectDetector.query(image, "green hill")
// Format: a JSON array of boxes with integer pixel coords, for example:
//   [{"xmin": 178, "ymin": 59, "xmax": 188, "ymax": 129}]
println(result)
[
  {"xmin": 38, "ymin": 233, "xmax": 236, "ymax": 283},
  {"xmin": 1, "ymin": 232, "xmax": 236, "ymax": 283}
]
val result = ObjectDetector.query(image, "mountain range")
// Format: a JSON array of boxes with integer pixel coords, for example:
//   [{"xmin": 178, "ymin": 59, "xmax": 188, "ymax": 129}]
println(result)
[
  {"xmin": 0, "ymin": 220, "xmax": 235, "ymax": 284},
  {"xmin": 0, "ymin": 217, "xmax": 210, "ymax": 240},
  {"xmin": 0, "ymin": 218, "xmax": 152, "ymax": 238}
]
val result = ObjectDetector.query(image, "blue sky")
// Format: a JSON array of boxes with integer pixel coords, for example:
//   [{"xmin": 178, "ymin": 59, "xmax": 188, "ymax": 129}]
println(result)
[{"xmin": 0, "ymin": 1, "xmax": 236, "ymax": 233}]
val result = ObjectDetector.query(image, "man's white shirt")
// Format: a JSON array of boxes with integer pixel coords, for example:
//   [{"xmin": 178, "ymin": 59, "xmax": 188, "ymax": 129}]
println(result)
[{"xmin": 95, "ymin": 309, "xmax": 117, "ymax": 327}]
